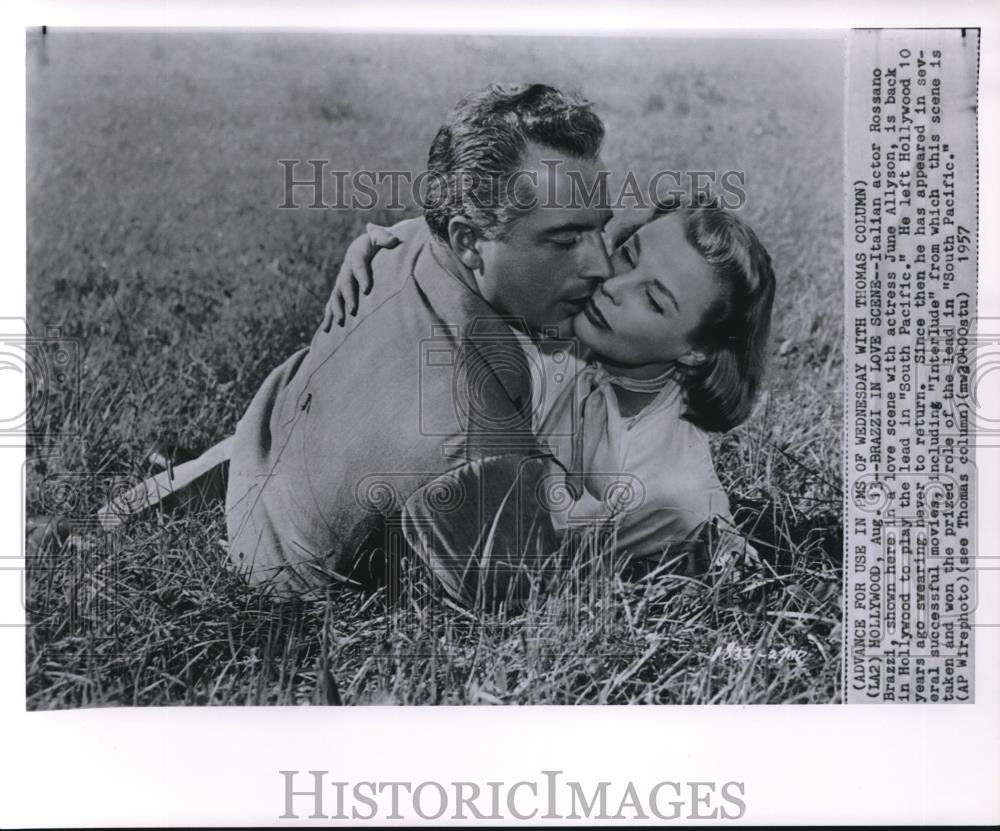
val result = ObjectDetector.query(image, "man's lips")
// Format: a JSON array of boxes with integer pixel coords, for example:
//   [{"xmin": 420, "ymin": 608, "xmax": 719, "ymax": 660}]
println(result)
[
  {"xmin": 582, "ymin": 298, "xmax": 611, "ymax": 331},
  {"xmin": 562, "ymin": 295, "xmax": 591, "ymax": 311}
]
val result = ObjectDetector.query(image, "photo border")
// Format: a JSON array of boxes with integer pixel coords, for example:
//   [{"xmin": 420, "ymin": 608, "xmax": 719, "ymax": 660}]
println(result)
[{"xmin": 2, "ymin": 0, "xmax": 998, "ymax": 826}]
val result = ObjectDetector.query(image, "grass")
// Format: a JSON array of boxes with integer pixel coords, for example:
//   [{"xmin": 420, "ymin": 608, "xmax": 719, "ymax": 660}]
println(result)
[{"xmin": 25, "ymin": 30, "xmax": 844, "ymax": 706}]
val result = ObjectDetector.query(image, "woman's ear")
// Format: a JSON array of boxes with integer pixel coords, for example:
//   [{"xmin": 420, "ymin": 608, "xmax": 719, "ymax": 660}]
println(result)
[
  {"xmin": 446, "ymin": 216, "xmax": 483, "ymax": 272},
  {"xmin": 676, "ymin": 348, "xmax": 708, "ymax": 368}
]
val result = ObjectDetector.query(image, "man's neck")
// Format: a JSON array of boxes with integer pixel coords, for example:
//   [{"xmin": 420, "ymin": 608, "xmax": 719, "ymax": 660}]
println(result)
[{"xmin": 427, "ymin": 236, "xmax": 537, "ymax": 338}]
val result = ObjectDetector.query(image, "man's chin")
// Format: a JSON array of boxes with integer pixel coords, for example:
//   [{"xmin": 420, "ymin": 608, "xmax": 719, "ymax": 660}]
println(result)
[
  {"xmin": 570, "ymin": 312, "xmax": 599, "ymax": 346},
  {"xmin": 544, "ymin": 299, "xmax": 585, "ymax": 327},
  {"xmin": 542, "ymin": 315, "xmax": 576, "ymax": 340}
]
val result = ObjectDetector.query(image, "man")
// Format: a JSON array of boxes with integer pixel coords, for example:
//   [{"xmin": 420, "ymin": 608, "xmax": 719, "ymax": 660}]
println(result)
[{"xmin": 224, "ymin": 83, "xmax": 614, "ymax": 606}]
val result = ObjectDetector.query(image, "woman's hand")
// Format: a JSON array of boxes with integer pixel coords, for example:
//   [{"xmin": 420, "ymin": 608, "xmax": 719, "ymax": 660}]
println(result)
[
  {"xmin": 321, "ymin": 223, "xmax": 402, "ymax": 331},
  {"xmin": 710, "ymin": 523, "xmax": 764, "ymax": 584}
]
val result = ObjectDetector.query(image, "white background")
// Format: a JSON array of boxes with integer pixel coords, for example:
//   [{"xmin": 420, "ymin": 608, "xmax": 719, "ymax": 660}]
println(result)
[{"xmin": 1, "ymin": 0, "xmax": 998, "ymax": 826}]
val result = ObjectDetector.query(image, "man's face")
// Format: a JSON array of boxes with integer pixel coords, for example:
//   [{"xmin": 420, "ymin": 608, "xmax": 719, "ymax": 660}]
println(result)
[{"xmin": 475, "ymin": 144, "xmax": 614, "ymax": 333}]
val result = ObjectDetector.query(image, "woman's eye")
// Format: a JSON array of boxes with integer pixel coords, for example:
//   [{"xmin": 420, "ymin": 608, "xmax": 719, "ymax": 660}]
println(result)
[
  {"xmin": 646, "ymin": 291, "xmax": 664, "ymax": 314},
  {"xmin": 621, "ymin": 245, "xmax": 636, "ymax": 266}
]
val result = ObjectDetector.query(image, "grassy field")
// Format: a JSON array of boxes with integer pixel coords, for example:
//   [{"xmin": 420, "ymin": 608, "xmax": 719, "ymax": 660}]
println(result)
[{"xmin": 25, "ymin": 30, "xmax": 844, "ymax": 706}]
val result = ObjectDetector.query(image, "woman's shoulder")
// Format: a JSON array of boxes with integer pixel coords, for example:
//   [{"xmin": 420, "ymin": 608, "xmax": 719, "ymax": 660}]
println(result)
[
  {"xmin": 631, "ymin": 392, "xmax": 714, "ymax": 458},
  {"xmin": 627, "ymin": 406, "xmax": 725, "ymax": 500}
]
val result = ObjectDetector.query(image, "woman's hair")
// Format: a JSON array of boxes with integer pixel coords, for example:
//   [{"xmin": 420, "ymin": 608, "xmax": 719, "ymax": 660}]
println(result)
[{"xmin": 650, "ymin": 197, "xmax": 776, "ymax": 433}]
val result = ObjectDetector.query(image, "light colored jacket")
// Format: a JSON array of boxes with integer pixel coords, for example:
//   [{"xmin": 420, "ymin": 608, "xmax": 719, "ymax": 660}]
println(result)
[{"xmin": 224, "ymin": 220, "xmax": 559, "ymax": 604}]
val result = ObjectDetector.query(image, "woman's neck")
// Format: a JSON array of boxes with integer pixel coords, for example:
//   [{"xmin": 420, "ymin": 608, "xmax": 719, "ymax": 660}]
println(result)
[
  {"xmin": 592, "ymin": 356, "xmax": 677, "ymax": 419},
  {"xmin": 596, "ymin": 358, "xmax": 675, "ymax": 382}
]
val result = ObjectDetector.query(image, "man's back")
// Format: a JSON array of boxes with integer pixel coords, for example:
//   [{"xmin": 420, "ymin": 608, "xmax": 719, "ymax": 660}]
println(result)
[{"xmin": 225, "ymin": 220, "xmax": 556, "ymax": 601}]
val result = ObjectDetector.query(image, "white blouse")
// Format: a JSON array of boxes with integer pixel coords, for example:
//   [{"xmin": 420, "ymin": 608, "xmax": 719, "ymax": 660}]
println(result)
[{"xmin": 518, "ymin": 336, "xmax": 741, "ymax": 562}]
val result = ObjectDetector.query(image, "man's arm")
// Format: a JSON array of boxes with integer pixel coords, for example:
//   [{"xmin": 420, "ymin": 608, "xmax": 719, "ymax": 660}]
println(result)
[{"xmin": 401, "ymin": 452, "xmax": 562, "ymax": 611}]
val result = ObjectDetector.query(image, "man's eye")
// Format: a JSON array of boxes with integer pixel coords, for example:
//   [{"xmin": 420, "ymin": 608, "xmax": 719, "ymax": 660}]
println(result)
[
  {"xmin": 621, "ymin": 244, "xmax": 636, "ymax": 267},
  {"xmin": 551, "ymin": 234, "xmax": 580, "ymax": 248}
]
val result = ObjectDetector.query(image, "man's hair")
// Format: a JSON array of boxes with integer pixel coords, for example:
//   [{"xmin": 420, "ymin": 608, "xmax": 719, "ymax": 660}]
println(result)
[
  {"xmin": 423, "ymin": 83, "xmax": 605, "ymax": 241},
  {"xmin": 651, "ymin": 197, "xmax": 776, "ymax": 433}
]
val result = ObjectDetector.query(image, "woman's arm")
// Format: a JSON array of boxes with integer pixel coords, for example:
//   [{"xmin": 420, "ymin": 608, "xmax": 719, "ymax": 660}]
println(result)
[{"xmin": 320, "ymin": 217, "xmax": 424, "ymax": 331}]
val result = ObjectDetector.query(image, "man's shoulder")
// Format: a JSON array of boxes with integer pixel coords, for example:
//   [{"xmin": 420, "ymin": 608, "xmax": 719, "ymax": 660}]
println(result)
[
  {"xmin": 363, "ymin": 218, "xmax": 428, "ymax": 281},
  {"xmin": 370, "ymin": 216, "xmax": 432, "ymax": 273},
  {"xmin": 339, "ymin": 219, "xmax": 435, "ymax": 330},
  {"xmin": 369, "ymin": 223, "xmax": 496, "ymax": 338}
]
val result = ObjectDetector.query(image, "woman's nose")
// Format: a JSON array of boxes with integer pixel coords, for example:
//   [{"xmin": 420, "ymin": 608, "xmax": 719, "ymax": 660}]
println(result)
[{"xmin": 599, "ymin": 277, "xmax": 625, "ymax": 305}]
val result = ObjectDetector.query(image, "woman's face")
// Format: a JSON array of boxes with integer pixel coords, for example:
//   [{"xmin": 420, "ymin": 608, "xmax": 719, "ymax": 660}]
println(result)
[{"xmin": 572, "ymin": 211, "xmax": 722, "ymax": 367}]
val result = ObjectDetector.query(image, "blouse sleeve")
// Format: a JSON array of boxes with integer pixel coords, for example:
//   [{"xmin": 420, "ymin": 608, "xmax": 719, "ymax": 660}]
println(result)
[
  {"xmin": 613, "ymin": 427, "xmax": 735, "ymax": 562},
  {"xmin": 619, "ymin": 431, "xmax": 764, "ymax": 575}
]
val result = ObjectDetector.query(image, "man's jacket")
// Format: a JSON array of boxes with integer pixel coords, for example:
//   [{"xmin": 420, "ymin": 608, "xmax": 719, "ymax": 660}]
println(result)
[{"xmin": 225, "ymin": 220, "xmax": 561, "ymax": 606}]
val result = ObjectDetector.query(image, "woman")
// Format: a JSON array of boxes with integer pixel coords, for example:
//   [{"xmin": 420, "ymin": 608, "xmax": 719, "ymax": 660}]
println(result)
[{"xmin": 329, "ymin": 199, "xmax": 776, "ymax": 574}]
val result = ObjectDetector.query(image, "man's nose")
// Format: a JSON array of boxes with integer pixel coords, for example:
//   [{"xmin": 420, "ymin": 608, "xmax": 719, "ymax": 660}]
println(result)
[{"xmin": 579, "ymin": 230, "xmax": 614, "ymax": 282}]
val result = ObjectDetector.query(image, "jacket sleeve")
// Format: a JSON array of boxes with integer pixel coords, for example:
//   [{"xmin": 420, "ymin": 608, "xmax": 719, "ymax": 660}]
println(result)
[{"xmin": 400, "ymin": 451, "xmax": 562, "ymax": 610}]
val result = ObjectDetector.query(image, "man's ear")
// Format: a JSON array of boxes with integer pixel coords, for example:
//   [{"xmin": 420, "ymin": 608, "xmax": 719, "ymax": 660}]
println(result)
[
  {"xmin": 446, "ymin": 216, "xmax": 484, "ymax": 272},
  {"xmin": 676, "ymin": 349, "xmax": 708, "ymax": 368}
]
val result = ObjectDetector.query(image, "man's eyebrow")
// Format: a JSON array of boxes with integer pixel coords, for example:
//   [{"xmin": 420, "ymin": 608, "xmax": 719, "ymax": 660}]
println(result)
[
  {"xmin": 542, "ymin": 223, "xmax": 594, "ymax": 235},
  {"xmin": 543, "ymin": 211, "xmax": 614, "ymax": 236},
  {"xmin": 652, "ymin": 277, "xmax": 681, "ymax": 311}
]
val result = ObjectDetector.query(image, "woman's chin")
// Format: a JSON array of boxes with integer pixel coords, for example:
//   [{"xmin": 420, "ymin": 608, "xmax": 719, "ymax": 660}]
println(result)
[
  {"xmin": 572, "ymin": 312, "xmax": 615, "ymax": 358},
  {"xmin": 572, "ymin": 313, "xmax": 637, "ymax": 368}
]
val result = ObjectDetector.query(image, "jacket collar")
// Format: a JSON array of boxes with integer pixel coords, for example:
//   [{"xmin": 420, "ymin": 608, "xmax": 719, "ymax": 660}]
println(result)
[{"xmin": 412, "ymin": 234, "xmax": 535, "ymax": 417}]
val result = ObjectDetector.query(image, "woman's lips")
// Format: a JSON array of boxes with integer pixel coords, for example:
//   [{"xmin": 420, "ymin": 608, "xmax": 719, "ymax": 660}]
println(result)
[{"xmin": 583, "ymin": 298, "xmax": 611, "ymax": 330}]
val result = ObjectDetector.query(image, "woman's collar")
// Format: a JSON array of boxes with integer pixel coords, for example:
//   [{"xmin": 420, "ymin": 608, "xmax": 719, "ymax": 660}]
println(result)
[
  {"xmin": 592, "ymin": 360, "xmax": 684, "ymax": 423},
  {"xmin": 597, "ymin": 361, "xmax": 678, "ymax": 393}
]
